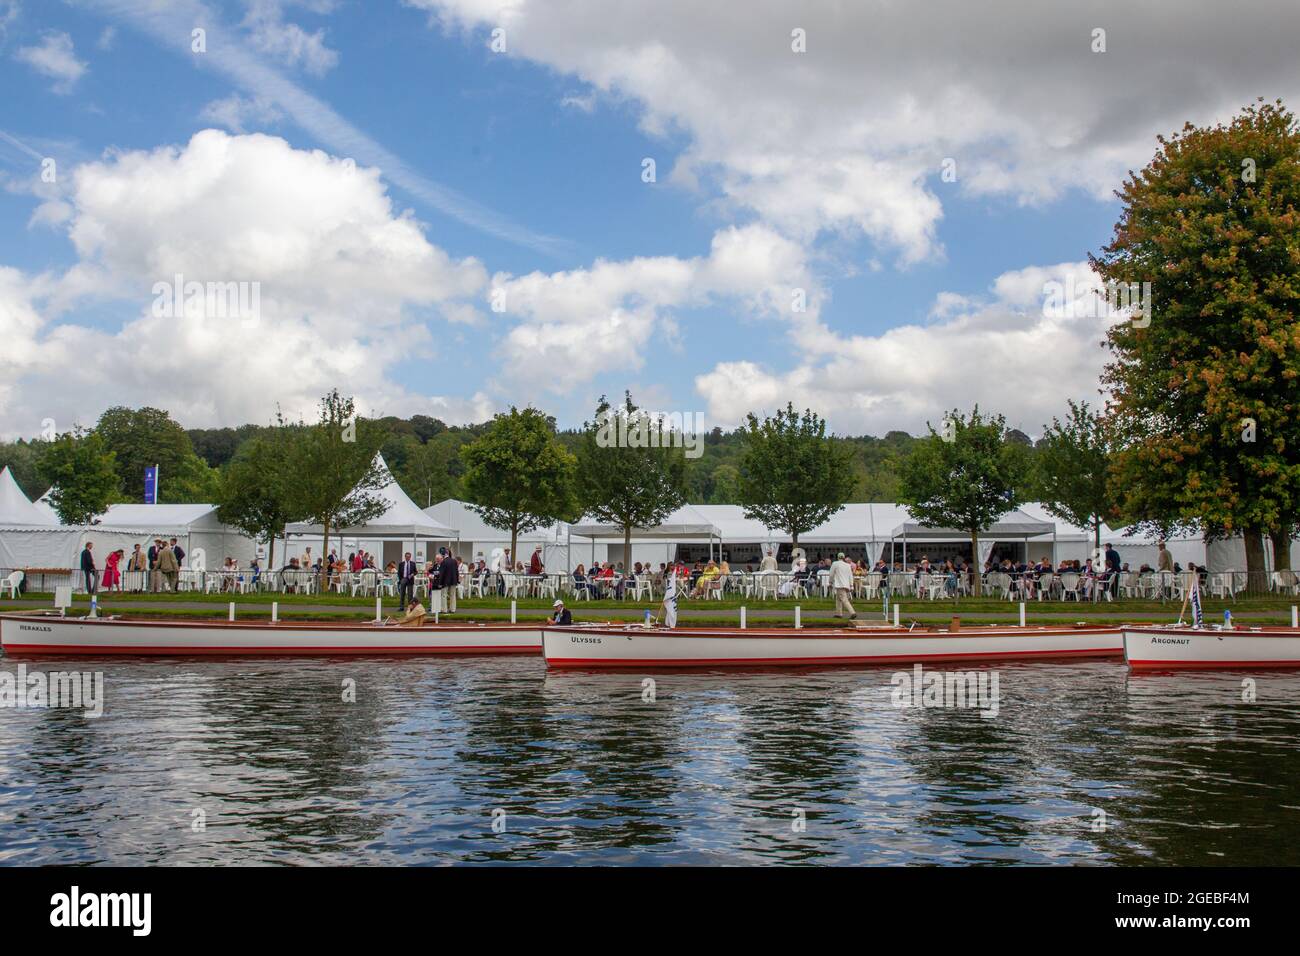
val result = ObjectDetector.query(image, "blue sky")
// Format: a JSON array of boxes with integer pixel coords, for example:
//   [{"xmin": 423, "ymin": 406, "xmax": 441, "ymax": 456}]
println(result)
[{"xmin": 0, "ymin": 0, "xmax": 1292, "ymax": 439}]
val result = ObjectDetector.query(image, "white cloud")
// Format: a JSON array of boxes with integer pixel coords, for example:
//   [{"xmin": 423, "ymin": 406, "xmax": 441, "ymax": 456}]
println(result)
[
  {"xmin": 14, "ymin": 32, "xmax": 87, "ymax": 93},
  {"xmin": 1, "ymin": 130, "xmax": 495, "ymax": 437},
  {"xmin": 490, "ymin": 224, "xmax": 817, "ymax": 391},
  {"xmin": 408, "ymin": 0, "xmax": 1300, "ymax": 265},
  {"xmin": 696, "ymin": 261, "xmax": 1120, "ymax": 437},
  {"xmin": 84, "ymin": 0, "xmax": 563, "ymax": 254},
  {"xmin": 241, "ymin": 0, "xmax": 339, "ymax": 75},
  {"xmin": 199, "ymin": 93, "xmax": 285, "ymax": 133}
]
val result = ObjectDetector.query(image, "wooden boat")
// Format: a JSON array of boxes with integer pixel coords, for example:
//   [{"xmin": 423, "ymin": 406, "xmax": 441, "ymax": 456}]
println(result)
[
  {"xmin": 0, "ymin": 613, "xmax": 542, "ymax": 656},
  {"xmin": 542, "ymin": 622, "xmax": 1123, "ymax": 669},
  {"xmin": 1124, "ymin": 624, "xmax": 1300, "ymax": 670}
]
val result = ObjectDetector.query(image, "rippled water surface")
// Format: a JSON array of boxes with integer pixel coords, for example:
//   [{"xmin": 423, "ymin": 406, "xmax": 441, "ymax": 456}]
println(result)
[{"xmin": 2, "ymin": 654, "xmax": 1298, "ymax": 865}]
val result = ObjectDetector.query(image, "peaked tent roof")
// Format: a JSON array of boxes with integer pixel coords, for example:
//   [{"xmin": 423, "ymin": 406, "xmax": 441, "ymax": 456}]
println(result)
[
  {"xmin": 284, "ymin": 455, "xmax": 458, "ymax": 539},
  {"xmin": 0, "ymin": 466, "xmax": 57, "ymax": 526}
]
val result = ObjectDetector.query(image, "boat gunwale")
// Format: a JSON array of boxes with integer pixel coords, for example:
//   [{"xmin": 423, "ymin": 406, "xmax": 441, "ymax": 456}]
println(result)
[
  {"xmin": 544, "ymin": 623, "xmax": 1123, "ymax": 641},
  {"xmin": 0, "ymin": 612, "xmax": 539, "ymax": 633}
]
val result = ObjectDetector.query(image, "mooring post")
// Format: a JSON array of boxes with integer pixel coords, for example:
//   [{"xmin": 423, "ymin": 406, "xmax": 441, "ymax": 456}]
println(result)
[
  {"xmin": 271, "ymin": 601, "xmax": 278, "ymax": 623},
  {"xmin": 740, "ymin": 605, "xmax": 747, "ymax": 629},
  {"xmin": 893, "ymin": 604, "xmax": 900, "ymax": 627},
  {"xmin": 375, "ymin": 596, "xmax": 382, "ymax": 623},
  {"xmin": 794, "ymin": 605, "xmax": 802, "ymax": 629},
  {"xmin": 1293, "ymin": 605, "xmax": 1298, "ymax": 629},
  {"xmin": 511, "ymin": 599, "xmax": 517, "ymax": 624},
  {"xmin": 1019, "ymin": 602, "xmax": 1026, "ymax": 627},
  {"xmin": 228, "ymin": 601, "xmax": 235, "ymax": 621}
]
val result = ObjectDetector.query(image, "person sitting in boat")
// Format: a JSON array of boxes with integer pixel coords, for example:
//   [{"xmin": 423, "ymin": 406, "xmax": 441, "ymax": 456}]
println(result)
[
  {"xmin": 386, "ymin": 599, "xmax": 427, "ymax": 627},
  {"xmin": 548, "ymin": 599, "xmax": 573, "ymax": 626}
]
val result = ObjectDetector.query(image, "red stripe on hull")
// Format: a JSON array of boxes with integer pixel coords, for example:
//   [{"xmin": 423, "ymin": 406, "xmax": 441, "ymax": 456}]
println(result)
[
  {"xmin": 1, "ymin": 643, "xmax": 538, "ymax": 656},
  {"xmin": 1127, "ymin": 658, "xmax": 1300, "ymax": 671},
  {"xmin": 545, "ymin": 646, "xmax": 1120, "ymax": 668}
]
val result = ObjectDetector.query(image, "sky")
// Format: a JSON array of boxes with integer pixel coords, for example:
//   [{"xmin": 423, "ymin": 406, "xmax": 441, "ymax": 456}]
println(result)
[{"xmin": 1, "ymin": 0, "xmax": 1297, "ymax": 441}]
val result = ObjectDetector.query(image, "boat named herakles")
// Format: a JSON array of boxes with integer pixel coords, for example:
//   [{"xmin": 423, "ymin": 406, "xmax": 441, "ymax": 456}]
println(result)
[
  {"xmin": 0, "ymin": 613, "xmax": 542, "ymax": 656},
  {"xmin": 1123, "ymin": 624, "xmax": 1300, "ymax": 670},
  {"xmin": 542, "ymin": 622, "xmax": 1124, "ymax": 669}
]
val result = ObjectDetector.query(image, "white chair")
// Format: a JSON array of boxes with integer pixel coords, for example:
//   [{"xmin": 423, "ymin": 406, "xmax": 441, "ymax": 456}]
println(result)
[
  {"xmin": 1271, "ymin": 570, "xmax": 1298, "ymax": 595},
  {"xmin": 756, "ymin": 572, "xmax": 779, "ymax": 600},
  {"xmin": 631, "ymin": 575, "xmax": 653, "ymax": 601},
  {"xmin": 3, "ymin": 570, "xmax": 22, "ymax": 598},
  {"xmin": 351, "ymin": 570, "xmax": 377, "ymax": 597},
  {"xmin": 1058, "ymin": 572, "xmax": 1081, "ymax": 601},
  {"xmin": 860, "ymin": 572, "xmax": 881, "ymax": 600}
]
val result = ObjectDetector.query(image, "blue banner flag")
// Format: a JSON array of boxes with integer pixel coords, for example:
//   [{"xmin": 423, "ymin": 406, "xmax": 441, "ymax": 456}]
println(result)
[{"xmin": 144, "ymin": 465, "xmax": 159, "ymax": 504}]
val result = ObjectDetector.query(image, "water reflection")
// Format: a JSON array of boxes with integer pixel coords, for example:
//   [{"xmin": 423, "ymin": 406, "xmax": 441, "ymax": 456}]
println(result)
[{"xmin": 0, "ymin": 654, "xmax": 1297, "ymax": 865}]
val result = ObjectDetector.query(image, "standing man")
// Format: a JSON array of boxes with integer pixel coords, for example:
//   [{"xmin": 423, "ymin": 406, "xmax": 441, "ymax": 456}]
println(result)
[
  {"xmin": 127, "ymin": 543, "xmax": 147, "ymax": 592},
  {"xmin": 438, "ymin": 549, "xmax": 460, "ymax": 613},
  {"xmin": 156, "ymin": 540, "xmax": 180, "ymax": 592},
  {"xmin": 1156, "ymin": 541, "xmax": 1173, "ymax": 572},
  {"xmin": 397, "ymin": 551, "xmax": 417, "ymax": 609},
  {"xmin": 830, "ymin": 551, "xmax": 856, "ymax": 621},
  {"xmin": 529, "ymin": 546, "xmax": 544, "ymax": 576},
  {"xmin": 170, "ymin": 538, "xmax": 186, "ymax": 568},
  {"xmin": 148, "ymin": 538, "xmax": 161, "ymax": 592},
  {"xmin": 80, "ymin": 541, "xmax": 98, "ymax": 597},
  {"xmin": 1103, "ymin": 542, "xmax": 1121, "ymax": 597},
  {"xmin": 759, "ymin": 548, "xmax": 778, "ymax": 572}
]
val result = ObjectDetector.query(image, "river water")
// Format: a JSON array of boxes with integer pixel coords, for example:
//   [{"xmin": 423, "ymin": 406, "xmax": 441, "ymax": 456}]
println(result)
[{"xmin": 1, "ymin": 656, "xmax": 1297, "ymax": 865}]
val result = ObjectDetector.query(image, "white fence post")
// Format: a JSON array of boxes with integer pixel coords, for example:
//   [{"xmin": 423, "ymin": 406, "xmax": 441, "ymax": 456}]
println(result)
[
  {"xmin": 740, "ymin": 606, "xmax": 747, "ymax": 629},
  {"xmin": 272, "ymin": 601, "xmax": 278, "ymax": 623},
  {"xmin": 511, "ymin": 599, "xmax": 517, "ymax": 624},
  {"xmin": 228, "ymin": 601, "xmax": 235, "ymax": 621},
  {"xmin": 893, "ymin": 604, "xmax": 900, "ymax": 627},
  {"xmin": 1019, "ymin": 602, "xmax": 1026, "ymax": 627},
  {"xmin": 794, "ymin": 605, "xmax": 801, "ymax": 629}
]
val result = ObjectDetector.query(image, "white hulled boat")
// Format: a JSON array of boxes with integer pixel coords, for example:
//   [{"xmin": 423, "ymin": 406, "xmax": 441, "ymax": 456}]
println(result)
[
  {"xmin": 0, "ymin": 613, "xmax": 542, "ymax": 657},
  {"xmin": 542, "ymin": 622, "xmax": 1123, "ymax": 669},
  {"xmin": 1123, "ymin": 624, "xmax": 1300, "ymax": 670}
]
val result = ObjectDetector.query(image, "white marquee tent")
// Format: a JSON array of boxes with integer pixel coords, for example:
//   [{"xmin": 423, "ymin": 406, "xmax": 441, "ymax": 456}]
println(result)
[{"xmin": 281, "ymin": 455, "xmax": 457, "ymax": 566}]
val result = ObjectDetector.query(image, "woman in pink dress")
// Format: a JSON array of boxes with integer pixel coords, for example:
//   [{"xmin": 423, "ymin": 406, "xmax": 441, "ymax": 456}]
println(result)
[{"xmin": 103, "ymin": 548, "xmax": 123, "ymax": 591}]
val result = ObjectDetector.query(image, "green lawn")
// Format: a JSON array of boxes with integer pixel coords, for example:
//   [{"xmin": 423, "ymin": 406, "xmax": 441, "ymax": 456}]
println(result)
[{"xmin": 5, "ymin": 588, "xmax": 1295, "ymax": 627}]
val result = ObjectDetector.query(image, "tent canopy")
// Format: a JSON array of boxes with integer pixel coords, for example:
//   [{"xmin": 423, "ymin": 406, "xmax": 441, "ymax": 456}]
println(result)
[
  {"xmin": 425, "ymin": 499, "xmax": 561, "ymax": 544},
  {"xmin": 569, "ymin": 503, "xmax": 719, "ymax": 540},
  {"xmin": 285, "ymin": 455, "xmax": 457, "ymax": 540},
  {"xmin": 890, "ymin": 509, "xmax": 1054, "ymax": 541},
  {"xmin": 0, "ymin": 466, "xmax": 56, "ymax": 526}
]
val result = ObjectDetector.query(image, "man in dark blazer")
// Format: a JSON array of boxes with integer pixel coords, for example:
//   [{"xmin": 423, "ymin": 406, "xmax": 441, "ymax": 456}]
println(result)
[
  {"xmin": 436, "ymin": 550, "xmax": 460, "ymax": 613},
  {"xmin": 397, "ymin": 552, "xmax": 417, "ymax": 608},
  {"xmin": 80, "ymin": 541, "xmax": 98, "ymax": 597}
]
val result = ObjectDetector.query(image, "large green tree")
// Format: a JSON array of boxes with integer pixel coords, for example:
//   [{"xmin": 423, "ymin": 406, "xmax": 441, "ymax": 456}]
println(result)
[
  {"xmin": 1036, "ymin": 400, "xmax": 1117, "ymax": 551},
  {"xmin": 37, "ymin": 428, "xmax": 120, "ymax": 525},
  {"xmin": 897, "ymin": 408, "xmax": 1030, "ymax": 596},
  {"xmin": 577, "ymin": 394, "xmax": 687, "ymax": 566},
  {"xmin": 95, "ymin": 406, "xmax": 218, "ymax": 502},
  {"xmin": 215, "ymin": 420, "xmax": 301, "ymax": 570},
  {"xmin": 737, "ymin": 403, "xmax": 857, "ymax": 547},
  {"xmin": 1095, "ymin": 100, "xmax": 1300, "ymax": 588},
  {"xmin": 460, "ymin": 407, "xmax": 578, "ymax": 562},
  {"xmin": 284, "ymin": 391, "xmax": 389, "ymax": 586}
]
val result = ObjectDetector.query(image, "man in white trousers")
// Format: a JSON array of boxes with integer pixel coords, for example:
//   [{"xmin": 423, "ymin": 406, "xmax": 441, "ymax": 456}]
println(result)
[{"xmin": 830, "ymin": 551, "xmax": 856, "ymax": 620}]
